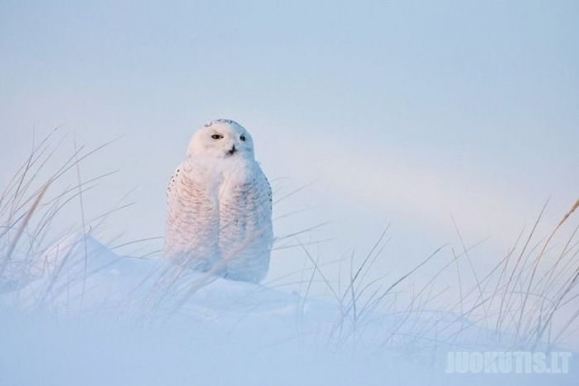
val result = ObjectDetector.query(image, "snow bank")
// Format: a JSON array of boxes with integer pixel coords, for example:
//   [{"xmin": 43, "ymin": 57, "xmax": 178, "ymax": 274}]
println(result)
[{"xmin": 1, "ymin": 234, "xmax": 577, "ymax": 386}]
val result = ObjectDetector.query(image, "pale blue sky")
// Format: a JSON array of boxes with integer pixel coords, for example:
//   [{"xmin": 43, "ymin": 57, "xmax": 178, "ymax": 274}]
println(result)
[{"xmin": 1, "ymin": 1, "xmax": 578, "ymax": 287}]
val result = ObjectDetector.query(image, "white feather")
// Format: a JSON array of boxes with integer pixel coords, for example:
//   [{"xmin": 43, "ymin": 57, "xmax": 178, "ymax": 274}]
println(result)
[{"xmin": 165, "ymin": 119, "xmax": 273, "ymax": 283}]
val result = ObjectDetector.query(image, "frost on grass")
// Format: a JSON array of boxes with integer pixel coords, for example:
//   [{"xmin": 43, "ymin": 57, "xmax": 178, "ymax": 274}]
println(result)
[{"xmin": 1, "ymin": 133, "xmax": 578, "ymax": 386}]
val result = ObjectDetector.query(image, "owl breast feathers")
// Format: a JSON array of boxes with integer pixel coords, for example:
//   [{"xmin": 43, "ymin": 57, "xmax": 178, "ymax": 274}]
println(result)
[{"xmin": 165, "ymin": 119, "xmax": 273, "ymax": 283}]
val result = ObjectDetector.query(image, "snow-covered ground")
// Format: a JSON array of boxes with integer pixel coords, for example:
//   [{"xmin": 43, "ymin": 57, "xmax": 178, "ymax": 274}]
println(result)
[{"xmin": 1, "ymin": 232, "xmax": 577, "ymax": 386}]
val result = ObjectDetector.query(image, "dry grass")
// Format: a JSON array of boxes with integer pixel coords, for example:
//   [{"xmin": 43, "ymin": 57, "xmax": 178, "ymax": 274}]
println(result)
[
  {"xmin": 439, "ymin": 199, "xmax": 579, "ymax": 349},
  {"xmin": 2, "ymin": 130, "xmax": 578, "ymax": 353},
  {"xmin": 0, "ymin": 130, "xmax": 129, "ymax": 296},
  {"xmin": 281, "ymin": 198, "xmax": 579, "ymax": 351}
]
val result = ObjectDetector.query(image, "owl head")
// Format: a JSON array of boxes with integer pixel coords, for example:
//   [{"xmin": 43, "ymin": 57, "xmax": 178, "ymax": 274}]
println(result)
[{"xmin": 187, "ymin": 119, "xmax": 255, "ymax": 159}]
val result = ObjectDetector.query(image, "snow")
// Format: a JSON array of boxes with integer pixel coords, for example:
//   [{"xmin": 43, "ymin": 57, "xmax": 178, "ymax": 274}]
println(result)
[{"xmin": 0, "ymin": 233, "xmax": 577, "ymax": 385}]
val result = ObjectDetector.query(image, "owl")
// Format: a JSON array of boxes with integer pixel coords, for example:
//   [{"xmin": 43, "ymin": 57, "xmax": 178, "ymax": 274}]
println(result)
[{"xmin": 165, "ymin": 119, "xmax": 273, "ymax": 283}]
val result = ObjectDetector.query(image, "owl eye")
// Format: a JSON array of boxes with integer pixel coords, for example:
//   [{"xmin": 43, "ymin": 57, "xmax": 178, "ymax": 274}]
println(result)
[
  {"xmin": 211, "ymin": 134, "xmax": 223, "ymax": 140},
  {"xmin": 240, "ymin": 135, "xmax": 246, "ymax": 141}
]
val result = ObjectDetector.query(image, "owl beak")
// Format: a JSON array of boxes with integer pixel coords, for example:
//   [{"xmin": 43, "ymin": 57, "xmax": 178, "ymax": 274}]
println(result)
[{"xmin": 227, "ymin": 145, "xmax": 237, "ymax": 156}]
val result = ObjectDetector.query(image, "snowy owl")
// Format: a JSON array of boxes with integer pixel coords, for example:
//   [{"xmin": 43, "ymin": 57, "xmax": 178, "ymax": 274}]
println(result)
[{"xmin": 165, "ymin": 119, "xmax": 273, "ymax": 283}]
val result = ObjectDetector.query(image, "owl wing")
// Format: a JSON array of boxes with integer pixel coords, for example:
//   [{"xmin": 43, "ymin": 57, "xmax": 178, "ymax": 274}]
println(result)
[
  {"xmin": 165, "ymin": 160, "xmax": 220, "ymax": 270},
  {"xmin": 218, "ymin": 163, "xmax": 273, "ymax": 283}
]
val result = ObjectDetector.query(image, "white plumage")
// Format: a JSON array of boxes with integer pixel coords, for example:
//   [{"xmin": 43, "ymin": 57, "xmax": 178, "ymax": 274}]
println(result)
[{"xmin": 165, "ymin": 119, "xmax": 273, "ymax": 283}]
